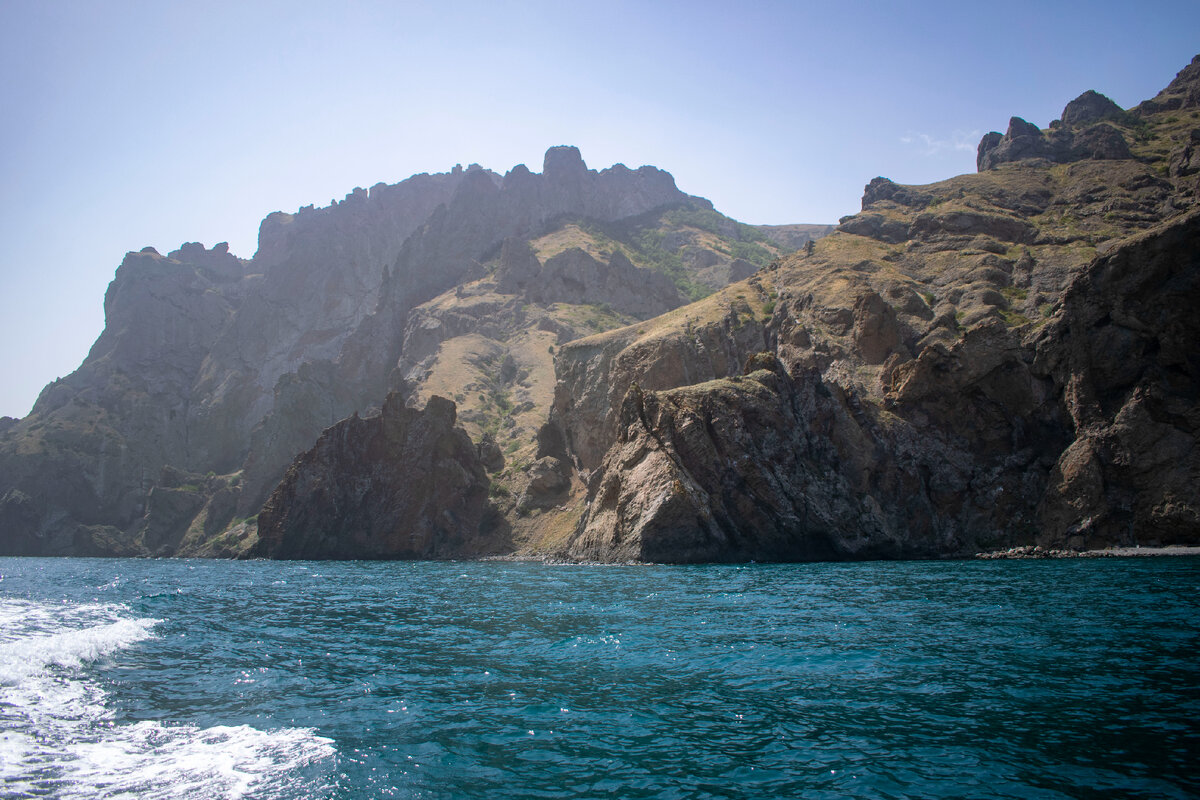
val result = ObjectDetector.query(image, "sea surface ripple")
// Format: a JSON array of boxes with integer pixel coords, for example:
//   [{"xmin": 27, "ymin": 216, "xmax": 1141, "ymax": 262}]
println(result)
[{"xmin": 0, "ymin": 557, "xmax": 1196, "ymax": 799}]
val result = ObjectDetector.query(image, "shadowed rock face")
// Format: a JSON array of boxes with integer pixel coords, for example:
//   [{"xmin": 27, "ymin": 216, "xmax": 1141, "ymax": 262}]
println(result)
[
  {"xmin": 568, "ymin": 356, "xmax": 924, "ymax": 563},
  {"xmin": 565, "ymin": 211, "xmax": 1200, "ymax": 563},
  {"xmin": 0, "ymin": 168, "xmax": 466, "ymax": 557},
  {"xmin": 234, "ymin": 148, "xmax": 701, "ymax": 519},
  {"xmin": 252, "ymin": 395, "xmax": 507, "ymax": 560},
  {"xmin": 1033, "ymin": 210, "xmax": 1200, "ymax": 546},
  {"xmin": 565, "ymin": 339, "xmax": 1055, "ymax": 563}
]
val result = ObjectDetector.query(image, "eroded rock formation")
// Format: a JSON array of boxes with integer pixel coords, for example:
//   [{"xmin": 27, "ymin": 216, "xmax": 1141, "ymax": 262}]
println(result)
[
  {"xmin": 4, "ymin": 55, "xmax": 1198, "ymax": 562},
  {"xmin": 252, "ymin": 395, "xmax": 505, "ymax": 559},
  {"xmin": 554, "ymin": 56, "xmax": 1200, "ymax": 560},
  {"xmin": 1, "ymin": 146, "xmax": 794, "ymax": 557}
]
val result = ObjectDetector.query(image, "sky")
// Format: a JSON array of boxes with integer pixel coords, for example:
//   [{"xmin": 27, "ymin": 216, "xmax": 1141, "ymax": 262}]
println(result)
[{"xmin": 1, "ymin": 0, "xmax": 1197, "ymax": 418}]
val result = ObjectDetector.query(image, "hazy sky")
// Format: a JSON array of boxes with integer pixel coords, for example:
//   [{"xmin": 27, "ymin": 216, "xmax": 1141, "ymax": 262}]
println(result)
[{"xmin": 1, "ymin": 0, "xmax": 1197, "ymax": 418}]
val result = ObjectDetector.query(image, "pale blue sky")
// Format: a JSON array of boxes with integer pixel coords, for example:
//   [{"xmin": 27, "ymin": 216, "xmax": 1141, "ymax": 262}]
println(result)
[{"xmin": 1, "ymin": 0, "xmax": 1197, "ymax": 417}]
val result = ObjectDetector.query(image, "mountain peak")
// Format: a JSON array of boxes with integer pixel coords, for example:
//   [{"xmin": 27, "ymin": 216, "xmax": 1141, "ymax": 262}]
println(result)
[
  {"xmin": 1061, "ymin": 90, "xmax": 1125, "ymax": 127},
  {"xmin": 1136, "ymin": 53, "xmax": 1200, "ymax": 114},
  {"xmin": 543, "ymin": 145, "xmax": 587, "ymax": 179}
]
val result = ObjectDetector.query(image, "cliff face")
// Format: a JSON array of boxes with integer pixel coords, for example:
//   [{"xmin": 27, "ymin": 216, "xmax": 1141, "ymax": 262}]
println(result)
[
  {"xmin": 187, "ymin": 171, "xmax": 466, "ymax": 474},
  {"xmin": 5, "ymin": 57, "xmax": 1197, "ymax": 563},
  {"xmin": 554, "ymin": 58, "xmax": 1200, "ymax": 561},
  {"xmin": 567, "ymin": 355, "xmax": 953, "ymax": 563},
  {"xmin": 0, "ymin": 146, "xmax": 799, "ymax": 557},
  {"xmin": 1033, "ymin": 210, "xmax": 1200, "ymax": 543},
  {"xmin": 229, "ymin": 149, "xmax": 763, "ymax": 524},
  {"xmin": 0, "ymin": 244, "xmax": 247, "ymax": 556},
  {"xmin": 252, "ymin": 395, "xmax": 504, "ymax": 560}
]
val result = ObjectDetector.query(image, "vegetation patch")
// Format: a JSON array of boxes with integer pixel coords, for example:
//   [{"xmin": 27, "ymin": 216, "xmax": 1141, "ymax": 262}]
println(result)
[{"xmin": 1000, "ymin": 309, "xmax": 1033, "ymax": 327}]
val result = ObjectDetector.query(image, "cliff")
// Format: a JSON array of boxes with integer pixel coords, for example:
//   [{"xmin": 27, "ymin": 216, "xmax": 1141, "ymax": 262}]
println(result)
[
  {"xmin": 553, "ymin": 57, "xmax": 1200, "ymax": 561},
  {"xmin": 0, "ymin": 147, "xmax": 804, "ymax": 556},
  {"xmin": 4, "ymin": 56, "xmax": 1197, "ymax": 562},
  {"xmin": 252, "ymin": 394, "xmax": 506, "ymax": 560}
]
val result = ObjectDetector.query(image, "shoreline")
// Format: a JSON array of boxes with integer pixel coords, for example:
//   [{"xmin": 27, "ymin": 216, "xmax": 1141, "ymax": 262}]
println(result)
[{"xmin": 976, "ymin": 545, "xmax": 1200, "ymax": 560}]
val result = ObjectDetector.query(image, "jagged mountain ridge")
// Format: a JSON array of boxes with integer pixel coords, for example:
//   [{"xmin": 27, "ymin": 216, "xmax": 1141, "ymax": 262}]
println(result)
[
  {"xmin": 549, "ymin": 56, "xmax": 1200, "ymax": 561},
  {"xmin": 6, "ymin": 54, "xmax": 1198, "ymax": 562},
  {"xmin": 0, "ymin": 147, "xmax": 817, "ymax": 557}
]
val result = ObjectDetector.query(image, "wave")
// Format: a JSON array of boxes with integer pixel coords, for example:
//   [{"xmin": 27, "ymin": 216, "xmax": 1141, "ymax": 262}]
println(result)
[
  {"xmin": 0, "ymin": 597, "xmax": 336, "ymax": 799},
  {"xmin": 0, "ymin": 615, "xmax": 159, "ymax": 685}
]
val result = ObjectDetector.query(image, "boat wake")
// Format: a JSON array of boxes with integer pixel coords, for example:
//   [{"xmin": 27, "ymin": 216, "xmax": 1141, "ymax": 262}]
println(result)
[{"xmin": 0, "ymin": 598, "xmax": 336, "ymax": 799}]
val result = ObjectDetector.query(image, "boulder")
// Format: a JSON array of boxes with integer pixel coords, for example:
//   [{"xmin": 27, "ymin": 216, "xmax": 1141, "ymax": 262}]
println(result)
[{"xmin": 517, "ymin": 456, "xmax": 571, "ymax": 511}]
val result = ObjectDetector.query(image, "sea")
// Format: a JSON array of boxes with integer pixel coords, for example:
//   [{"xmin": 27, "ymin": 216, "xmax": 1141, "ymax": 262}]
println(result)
[{"xmin": 0, "ymin": 556, "xmax": 1196, "ymax": 800}]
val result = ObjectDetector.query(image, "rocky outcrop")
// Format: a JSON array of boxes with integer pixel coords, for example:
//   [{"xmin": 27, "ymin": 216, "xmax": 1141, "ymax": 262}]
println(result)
[
  {"xmin": 568, "ymin": 352, "xmax": 985, "ymax": 563},
  {"xmin": 8, "ymin": 56, "xmax": 1198, "ymax": 563},
  {"xmin": 516, "ymin": 456, "xmax": 571, "ymax": 512},
  {"xmin": 1169, "ymin": 129, "xmax": 1200, "ymax": 179},
  {"xmin": 561, "ymin": 56, "xmax": 1200, "ymax": 561},
  {"xmin": 252, "ymin": 395, "xmax": 507, "ymax": 559},
  {"xmin": 528, "ymin": 249, "xmax": 682, "ymax": 317},
  {"xmin": 569, "ymin": 358, "xmax": 880, "ymax": 562},
  {"xmin": 551, "ymin": 284, "xmax": 776, "ymax": 473},
  {"xmin": 564, "ymin": 311, "xmax": 1068, "ymax": 563},
  {"xmin": 240, "ymin": 149, "xmax": 709, "ymax": 513},
  {"xmin": 493, "ymin": 238, "xmax": 683, "ymax": 319},
  {"xmin": 1033, "ymin": 210, "xmax": 1200, "ymax": 546},
  {"xmin": 977, "ymin": 91, "xmax": 1134, "ymax": 171},
  {"xmin": 1061, "ymin": 90, "xmax": 1127, "ymax": 127},
  {"xmin": 0, "ymin": 169, "xmax": 467, "ymax": 556},
  {"xmin": 188, "ymin": 171, "xmax": 467, "ymax": 474},
  {"xmin": 1134, "ymin": 54, "xmax": 1200, "ymax": 114},
  {"xmin": 0, "ymin": 244, "xmax": 247, "ymax": 556}
]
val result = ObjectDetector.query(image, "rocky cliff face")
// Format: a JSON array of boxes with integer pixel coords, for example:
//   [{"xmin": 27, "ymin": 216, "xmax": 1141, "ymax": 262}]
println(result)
[
  {"xmin": 0, "ymin": 244, "xmax": 246, "ymax": 556},
  {"xmin": 230, "ymin": 149, "xmax": 742, "ymax": 523},
  {"xmin": 0, "ymin": 146, "xmax": 799, "ymax": 557},
  {"xmin": 252, "ymin": 394, "xmax": 505, "ymax": 560},
  {"xmin": 554, "ymin": 58, "xmax": 1200, "ymax": 561},
  {"xmin": 7, "ymin": 56, "xmax": 1196, "ymax": 563},
  {"xmin": 1033, "ymin": 210, "xmax": 1200, "ymax": 543},
  {"xmin": 567, "ymin": 354, "xmax": 951, "ymax": 563},
  {"xmin": 187, "ymin": 172, "xmax": 466, "ymax": 473}
]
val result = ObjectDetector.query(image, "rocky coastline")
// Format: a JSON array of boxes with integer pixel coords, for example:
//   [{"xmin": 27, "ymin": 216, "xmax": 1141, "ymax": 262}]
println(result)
[
  {"xmin": 977, "ymin": 545, "xmax": 1200, "ymax": 560},
  {"xmin": 2, "ymin": 56, "xmax": 1199, "ymax": 562}
]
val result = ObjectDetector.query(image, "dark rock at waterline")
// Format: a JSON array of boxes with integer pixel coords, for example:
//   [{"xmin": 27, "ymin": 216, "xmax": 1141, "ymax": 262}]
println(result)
[{"xmin": 252, "ymin": 394, "xmax": 509, "ymax": 559}]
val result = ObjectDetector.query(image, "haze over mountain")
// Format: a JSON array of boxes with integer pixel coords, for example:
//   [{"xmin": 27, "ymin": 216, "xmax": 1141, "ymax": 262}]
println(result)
[
  {"xmin": 2, "ymin": 1, "xmax": 1198, "ymax": 418},
  {"xmin": 0, "ymin": 145, "xmax": 826, "ymax": 557}
]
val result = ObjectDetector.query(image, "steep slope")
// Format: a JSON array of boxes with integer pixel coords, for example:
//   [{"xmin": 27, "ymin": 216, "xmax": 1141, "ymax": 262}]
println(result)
[
  {"xmin": 14, "ymin": 51, "xmax": 1191, "ymax": 564},
  {"xmin": 230, "ymin": 150, "xmax": 805, "ymax": 548},
  {"xmin": 0, "ymin": 147, "xmax": 811, "ymax": 556},
  {"xmin": 555, "ymin": 56, "xmax": 1200, "ymax": 561},
  {"xmin": 0, "ymin": 244, "xmax": 247, "ymax": 556}
]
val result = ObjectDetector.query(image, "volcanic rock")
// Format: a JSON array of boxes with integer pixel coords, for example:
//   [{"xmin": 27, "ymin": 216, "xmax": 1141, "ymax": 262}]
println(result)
[
  {"xmin": 252, "ymin": 394, "xmax": 507, "ymax": 559},
  {"xmin": 558, "ymin": 56, "xmax": 1200, "ymax": 561},
  {"xmin": 1061, "ymin": 90, "xmax": 1127, "ymax": 127}
]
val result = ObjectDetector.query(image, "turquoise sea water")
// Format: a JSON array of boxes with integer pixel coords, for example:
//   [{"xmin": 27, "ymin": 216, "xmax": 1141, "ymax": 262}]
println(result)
[{"xmin": 0, "ymin": 557, "xmax": 1196, "ymax": 799}]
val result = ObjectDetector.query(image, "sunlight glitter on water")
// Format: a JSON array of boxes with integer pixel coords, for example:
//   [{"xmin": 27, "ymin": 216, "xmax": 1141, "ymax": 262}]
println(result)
[{"xmin": 0, "ymin": 556, "xmax": 1197, "ymax": 799}]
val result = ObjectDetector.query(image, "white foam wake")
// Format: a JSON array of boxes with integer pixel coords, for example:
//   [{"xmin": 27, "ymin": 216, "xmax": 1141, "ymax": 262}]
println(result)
[
  {"xmin": 58, "ymin": 722, "xmax": 337, "ymax": 800},
  {"xmin": 0, "ymin": 597, "xmax": 336, "ymax": 799},
  {"xmin": 0, "ymin": 615, "xmax": 159, "ymax": 683}
]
